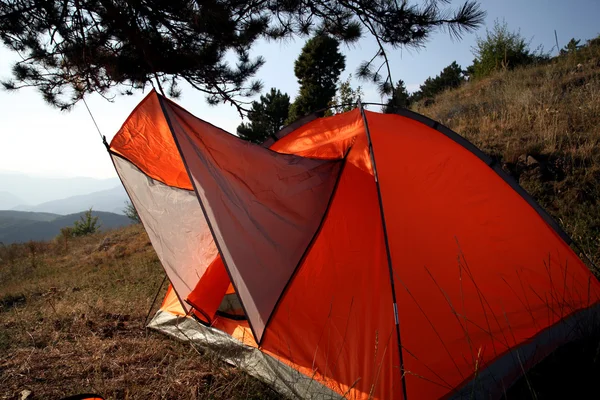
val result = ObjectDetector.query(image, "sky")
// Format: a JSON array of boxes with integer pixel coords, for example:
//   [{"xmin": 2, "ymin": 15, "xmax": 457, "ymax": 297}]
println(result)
[{"xmin": 0, "ymin": 0, "xmax": 599, "ymax": 179}]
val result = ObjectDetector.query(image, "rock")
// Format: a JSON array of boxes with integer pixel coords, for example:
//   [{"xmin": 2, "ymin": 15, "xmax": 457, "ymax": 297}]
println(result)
[
  {"xmin": 526, "ymin": 155, "xmax": 539, "ymax": 166},
  {"xmin": 97, "ymin": 237, "xmax": 112, "ymax": 251},
  {"xmin": 20, "ymin": 389, "xmax": 32, "ymax": 400}
]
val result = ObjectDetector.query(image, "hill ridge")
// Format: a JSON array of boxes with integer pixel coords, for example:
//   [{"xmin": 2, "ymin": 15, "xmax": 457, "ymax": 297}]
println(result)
[{"xmin": 0, "ymin": 210, "xmax": 132, "ymax": 244}]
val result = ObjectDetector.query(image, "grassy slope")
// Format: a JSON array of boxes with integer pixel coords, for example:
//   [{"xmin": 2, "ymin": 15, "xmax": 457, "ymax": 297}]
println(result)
[
  {"xmin": 0, "ymin": 226, "xmax": 276, "ymax": 399},
  {"xmin": 413, "ymin": 43, "xmax": 600, "ymax": 266}
]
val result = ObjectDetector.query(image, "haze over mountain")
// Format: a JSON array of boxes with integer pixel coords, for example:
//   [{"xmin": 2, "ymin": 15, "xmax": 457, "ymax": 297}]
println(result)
[
  {"xmin": 13, "ymin": 185, "xmax": 128, "ymax": 215},
  {"xmin": 0, "ymin": 172, "xmax": 120, "ymax": 205},
  {"xmin": 0, "ymin": 191, "xmax": 25, "ymax": 209}
]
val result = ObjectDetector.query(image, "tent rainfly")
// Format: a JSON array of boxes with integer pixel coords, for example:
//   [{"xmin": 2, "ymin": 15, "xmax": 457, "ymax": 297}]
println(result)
[{"xmin": 108, "ymin": 90, "xmax": 600, "ymax": 399}]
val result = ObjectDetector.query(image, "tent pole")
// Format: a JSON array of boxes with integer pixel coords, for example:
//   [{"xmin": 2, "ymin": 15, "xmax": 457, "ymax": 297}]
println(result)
[
  {"xmin": 359, "ymin": 101, "xmax": 408, "ymax": 400},
  {"xmin": 144, "ymin": 273, "xmax": 168, "ymax": 327}
]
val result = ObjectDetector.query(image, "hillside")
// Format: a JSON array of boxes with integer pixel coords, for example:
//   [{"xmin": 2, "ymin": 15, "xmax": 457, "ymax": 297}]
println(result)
[
  {"xmin": 0, "ymin": 210, "xmax": 58, "ymax": 224},
  {"xmin": 13, "ymin": 185, "xmax": 129, "ymax": 215},
  {"xmin": 0, "ymin": 210, "xmax": 132, "ymax": 244},
  {"xmin": 413, "ymin": 42, "xmax": 600, "ymax": 266}
]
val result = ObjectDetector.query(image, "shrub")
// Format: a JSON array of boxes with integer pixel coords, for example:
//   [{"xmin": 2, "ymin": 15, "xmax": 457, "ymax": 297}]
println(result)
[{"xmin": 468, "ymin": 19, "xmax": 546, "ymax": 79}]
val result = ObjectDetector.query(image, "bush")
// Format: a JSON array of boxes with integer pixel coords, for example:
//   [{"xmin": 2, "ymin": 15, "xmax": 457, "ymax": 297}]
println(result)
[
  {"xmin": 468, "ymin": 19, "xmax": 546, "ymax": 79},
  {"xmin": 330, "ymin": 75, "xmax": 363, "ymax": 114}
]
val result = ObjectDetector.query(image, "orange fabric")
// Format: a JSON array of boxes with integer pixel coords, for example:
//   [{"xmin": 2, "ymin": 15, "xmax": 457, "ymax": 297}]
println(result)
[
  {"xmin": 271, "ymin": 109, "xmax": 361, "ymax": 159},
  {"xmin": 365, "ymin": 111, "xmax": 600, "ymax": 399},
  {"xmin": 225, "ymin": 283, "xmax": 235, "ymax": 295},
  {"xmin": 110, "ymin": 91, "xmax": 192, "ymax": 190},
  {"xmin": 186, "ymin": 256, "xmax": 231, "ymax": 323},
  {"xmin": 270, "ymin": 109, "xmax": 373, "ymax": 174},
  {"xmin": 212, "ymin": 317, "xmax": 258, "ymax": 348},
  {"xmin": 159, "ymin": 285, "xmax": 186, "ymax": 317},
  {"xmin": 261, "ymin": 161, "xmax": 403, "ymax": 399}
]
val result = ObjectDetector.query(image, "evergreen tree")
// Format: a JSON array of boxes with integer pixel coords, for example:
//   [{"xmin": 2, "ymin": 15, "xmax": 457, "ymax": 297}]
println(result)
[
  {"xmin": 383, "ymin": 79, "xmax": 411, "ymax": 113},
  {"xmin": 237, "ymin": 88, "xmax": 290, "ymax": 143},
  {"xmin": 287, "ymin": 34, "xmax": 345, "ymax": 123},
  {"xmin": 410, "ymin": 62, "xmax": 465, "ymax": 104},
  {"xmin": 72, "ymin": 208, "xmax": 100, "ymax": 237},
  {"xmin": 0, "ymin": 1, "xmax": 484, "ymax": 113},
  {"xmin": 560, "ymin": 38, "xmax": 583, "ymax": 55}
]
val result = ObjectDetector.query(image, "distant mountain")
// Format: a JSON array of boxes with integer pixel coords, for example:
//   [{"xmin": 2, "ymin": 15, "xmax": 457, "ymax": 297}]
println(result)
[
  {"xmin": 14, "ymin": 185, "xmax": 128, "ymax": 215},
  {"xmin": 0, "ymin": 191, "xmax": 26, "ymax": 209},
  {"xmin": 0, "ymin": 210, "xmax": 133, "ymax": 244},
  {"xmin": 0, "ymin": 172, "xmax": 120, "ymax": 205},
  {"xmin": 0, "ymin": 210, "xmax": 58, "ymax": 225}
]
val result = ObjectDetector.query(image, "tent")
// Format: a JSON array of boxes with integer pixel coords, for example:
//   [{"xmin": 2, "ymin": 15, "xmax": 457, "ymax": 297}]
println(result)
[{"xmin": 108, "ymin": 90, "xmax": 600, "ymax": 399}]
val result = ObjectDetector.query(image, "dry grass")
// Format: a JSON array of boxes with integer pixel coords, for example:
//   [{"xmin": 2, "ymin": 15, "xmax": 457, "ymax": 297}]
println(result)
[
  {"xmin": 0, "ymin": 225, "xmax": 277, "ymax": 400},
  {"xmin": 414, "ymin": 44, "xmax": 600, "ymax": 266}
]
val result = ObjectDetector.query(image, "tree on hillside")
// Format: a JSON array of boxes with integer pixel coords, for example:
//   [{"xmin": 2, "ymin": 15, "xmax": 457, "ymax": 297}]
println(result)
[
  {"xmin": 72, "ymin": 208, "xmax": 100, "ymax": 236},
  {"xmin": 0, "ymin": 0, "xmax": 484, "ymax": 114},
  {"xmin": 237, "ymin": 88, "xmax": 290, "ymax": 143},
  {"xmin": 287, "ymin": 34, "xmax": 345, "ymax": 123},
  {"xmin": 383, "ymin": 79, "xmax": 411, "ymax": 113},
  {"xmin": 330, "ymin": 75, "xmax": 363, "ymax": 114},
  {"xmin": 468, "ymin": 19, "xmax": 545, "ymax": 79},
  {"xmin": 410, "ymin": 61, "xmax": 465, "ymax": 104}
]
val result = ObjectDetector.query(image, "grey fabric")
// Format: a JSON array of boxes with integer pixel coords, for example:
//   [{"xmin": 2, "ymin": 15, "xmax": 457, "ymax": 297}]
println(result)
[
  {"xmin": 112, "ymin": 155, "xmax": 218, "ymax": 309},
  {"xmin": 163, "ymin": 99, "xmax": 343, "ymax": 341},
  {"xmin": 450, "ymin": 303, "xmax": 600, "ymax": 399},
  {"xmin": 148, "ymin": 309, "xmax": 342, "ymax": 399}
]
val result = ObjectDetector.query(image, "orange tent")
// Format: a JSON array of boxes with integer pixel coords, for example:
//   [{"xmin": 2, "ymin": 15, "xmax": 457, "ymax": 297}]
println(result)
[{"xmin": 109, "ymin": 90, "xmax": 600, "ymax": 399}]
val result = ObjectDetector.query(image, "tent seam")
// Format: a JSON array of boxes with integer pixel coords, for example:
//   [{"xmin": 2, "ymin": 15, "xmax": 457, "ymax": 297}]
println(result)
[{"xmin": 359, "ymin": 101, "xmax": 409, "ymax": 400}]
